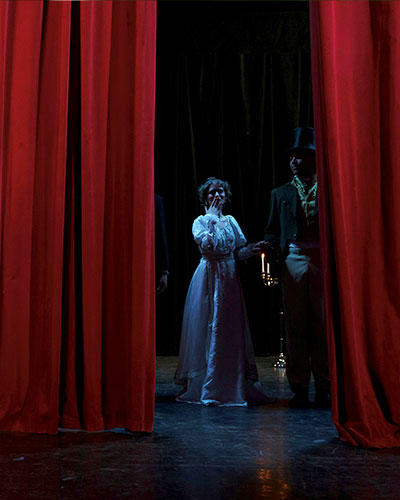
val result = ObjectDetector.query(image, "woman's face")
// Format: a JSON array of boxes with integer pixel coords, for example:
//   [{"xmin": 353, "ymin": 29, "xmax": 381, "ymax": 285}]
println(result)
[{"xmin": 206, "ymin": 183, "xmax": 226, "ymax": 207}]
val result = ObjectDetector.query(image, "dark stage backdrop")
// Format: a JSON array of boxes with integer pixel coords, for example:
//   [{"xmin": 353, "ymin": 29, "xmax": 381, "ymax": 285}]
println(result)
[{"xmin": 155, "ymin": 1, "xmax": 313, "ymax": 355}]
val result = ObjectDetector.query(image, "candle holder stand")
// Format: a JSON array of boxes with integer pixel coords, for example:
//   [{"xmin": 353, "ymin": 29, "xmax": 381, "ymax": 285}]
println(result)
[
  {"xmin": 273, "ymin": 308, "xmax": 286, "ymax": 369},
  {"xmin": 261, "ymin": 268, "xmax": 286, "ymax": 369}
]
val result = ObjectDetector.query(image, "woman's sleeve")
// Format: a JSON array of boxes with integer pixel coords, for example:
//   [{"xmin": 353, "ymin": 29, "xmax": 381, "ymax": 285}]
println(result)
[
  {"xmin": 229, "ymin": 216, "xmax": 253, "ymax": 261},
  {"xmin": 229, "ymin": 216, "xmax": 247, "ymax": 248},
  {"xmin": 192, "ymin": 214, "xmax": 219, "ymax": 251}
]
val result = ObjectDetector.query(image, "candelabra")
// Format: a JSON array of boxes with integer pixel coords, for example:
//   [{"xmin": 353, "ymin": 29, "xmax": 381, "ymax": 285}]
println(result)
[{"xmin": 261, "ymin": 252, "xmax": 279, "ymax": 287}]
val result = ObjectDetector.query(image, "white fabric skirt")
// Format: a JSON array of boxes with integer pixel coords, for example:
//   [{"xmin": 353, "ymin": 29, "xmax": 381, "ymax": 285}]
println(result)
[{"xmin": 175, "ymin": 255, "xmax": 274, "ymax": 406}]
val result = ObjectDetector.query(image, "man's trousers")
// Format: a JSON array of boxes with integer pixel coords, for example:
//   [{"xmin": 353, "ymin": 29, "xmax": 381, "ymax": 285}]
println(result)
[{"xmin": 281, "ymin": 245, "xmax": 330, "ymax": 395}]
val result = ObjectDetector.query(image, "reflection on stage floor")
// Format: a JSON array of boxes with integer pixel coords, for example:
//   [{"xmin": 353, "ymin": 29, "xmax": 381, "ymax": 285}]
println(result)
[{"xmin": 0, "ymin": 357, "xmax": 399, "ymax": 500}]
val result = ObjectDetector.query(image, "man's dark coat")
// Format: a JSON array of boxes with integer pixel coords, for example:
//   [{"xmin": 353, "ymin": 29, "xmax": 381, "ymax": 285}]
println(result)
[{"xmin": 264, "ymin": 182, "xmax": 319, "ymax": 256}]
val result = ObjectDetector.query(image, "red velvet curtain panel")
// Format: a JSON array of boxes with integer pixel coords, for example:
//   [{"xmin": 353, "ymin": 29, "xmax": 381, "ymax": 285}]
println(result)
[
  {"xmin": 0, "ymin": 1, "xmax": 156, "ymax": 434},
  {"xmin": 310, "ymin": 1, "xmax": 400, "ymax": 448}
]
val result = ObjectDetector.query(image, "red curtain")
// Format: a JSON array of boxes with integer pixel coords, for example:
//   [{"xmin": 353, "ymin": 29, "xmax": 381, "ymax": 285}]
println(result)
[
  {"xmin": 0, "ymin": 0, "xmax": 156, "ymax": 434},
  {"xmin": 310, "ymin": 1, "xmax": 400, "ymax": 448}
]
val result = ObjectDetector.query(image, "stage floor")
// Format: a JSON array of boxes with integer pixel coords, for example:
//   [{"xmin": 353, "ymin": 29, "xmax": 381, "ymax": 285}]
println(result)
[{"xmin": 0, "ymin": 357, "xmax": 399, "ymax": 499}]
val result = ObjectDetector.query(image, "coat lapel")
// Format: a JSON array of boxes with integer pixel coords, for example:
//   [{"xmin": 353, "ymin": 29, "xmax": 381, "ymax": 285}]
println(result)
[{"xmin": 282, "ymin": 182, "xmax": 297, "ymax": 217}]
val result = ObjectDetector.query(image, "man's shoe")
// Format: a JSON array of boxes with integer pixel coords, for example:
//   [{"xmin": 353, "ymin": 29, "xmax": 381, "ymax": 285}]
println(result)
[
  {"xmin": 313, "ymin": 391, "xmax": 331, "ymax": 408},
  {"xmin": 289, "ymin": 392, "xmax": 310, "ymax": 409}
]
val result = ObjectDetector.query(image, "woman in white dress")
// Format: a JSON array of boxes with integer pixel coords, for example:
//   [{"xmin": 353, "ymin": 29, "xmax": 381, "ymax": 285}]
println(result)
[{"xmin": 175, "ymin": 177, "xmax": 275, "ymax": 406}]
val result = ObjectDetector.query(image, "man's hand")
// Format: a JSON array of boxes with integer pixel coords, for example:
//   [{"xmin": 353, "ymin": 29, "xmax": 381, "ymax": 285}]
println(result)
[
  {"xmin": 156, "ymin": 272, "xmax": 169, "ymax": 294},
  {"xmin": 260, "ymin": 241, "xmax": 276, "ymax": 261},
  {"xmin": 248, "ymin": 241, "xmax": 265, "ymax": 255}
]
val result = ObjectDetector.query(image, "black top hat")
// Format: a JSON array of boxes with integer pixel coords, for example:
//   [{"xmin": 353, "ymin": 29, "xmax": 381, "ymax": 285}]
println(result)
[{"xmin": 289, "ymin": 127, "xmax": 315, "ymax": 153}]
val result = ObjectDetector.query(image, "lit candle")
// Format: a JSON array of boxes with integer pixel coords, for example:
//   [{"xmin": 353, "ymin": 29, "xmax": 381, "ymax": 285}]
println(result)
[{"xmin": 261, "ymin": 253, "xmax": 265, "ymax": 273}]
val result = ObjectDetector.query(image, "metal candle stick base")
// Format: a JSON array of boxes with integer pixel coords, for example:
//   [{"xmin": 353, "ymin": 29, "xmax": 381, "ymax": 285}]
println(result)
[
  {"xmin": 273, "ymin": 351, "xmax": 286, "ymax": 368},
  {"xmin": 261, "ymin": 272, "xmax": 279, "ymax": 287},
  {"xmin": 273, "ymin": 309, "xmax": 286, "ymax": 369},
  {"xmin": 273, "ymin": 307, "xmax": 286, "ymax": 368}
]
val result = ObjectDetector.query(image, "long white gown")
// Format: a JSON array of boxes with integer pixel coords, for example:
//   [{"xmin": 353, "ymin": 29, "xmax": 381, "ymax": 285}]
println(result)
[{"xmin": 175, "ymin": 213, "xmax": 274, "ymax": 406}]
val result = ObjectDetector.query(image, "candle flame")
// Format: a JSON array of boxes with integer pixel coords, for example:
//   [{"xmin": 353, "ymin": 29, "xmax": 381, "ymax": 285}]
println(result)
[{"xmin": 261, "ymin": 253, "xmax": 265, "ymax": 258}]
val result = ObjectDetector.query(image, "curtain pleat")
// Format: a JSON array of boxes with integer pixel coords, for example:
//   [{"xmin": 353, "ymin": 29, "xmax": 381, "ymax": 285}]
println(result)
[
  {"xmin": 310, "ymin": 0, "xmax": 400, "ymax": 448},
  {"xmin": 79, "ymin": 0, "xmax": 113, "ymax": 430}
]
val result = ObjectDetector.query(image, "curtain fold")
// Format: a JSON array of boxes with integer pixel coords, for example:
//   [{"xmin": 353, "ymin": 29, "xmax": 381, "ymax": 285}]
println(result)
[
  {"xmin": 310, "ymin": 0, "xmax": 400, "ymax": 448},
  {"xmin": 0, "ymin": 0, "xmax": 156, "ymax": 434}
]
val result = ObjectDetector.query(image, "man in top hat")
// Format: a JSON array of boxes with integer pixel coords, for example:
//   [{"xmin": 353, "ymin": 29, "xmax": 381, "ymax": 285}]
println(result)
[{"xmin": 263, "ymin": 127, "xmax": 330, "ymax": 409}]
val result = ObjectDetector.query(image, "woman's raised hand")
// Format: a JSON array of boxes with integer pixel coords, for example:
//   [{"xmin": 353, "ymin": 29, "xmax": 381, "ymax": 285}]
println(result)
[{"xmin": 205, "ymin": 197, "xmax": 222, "ymax": 216}]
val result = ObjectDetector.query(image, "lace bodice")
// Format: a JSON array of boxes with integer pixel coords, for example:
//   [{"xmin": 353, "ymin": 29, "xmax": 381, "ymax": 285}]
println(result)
[{"xmin": 192, "ymin": 214, "xmax": 248, "ymax": 258}]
